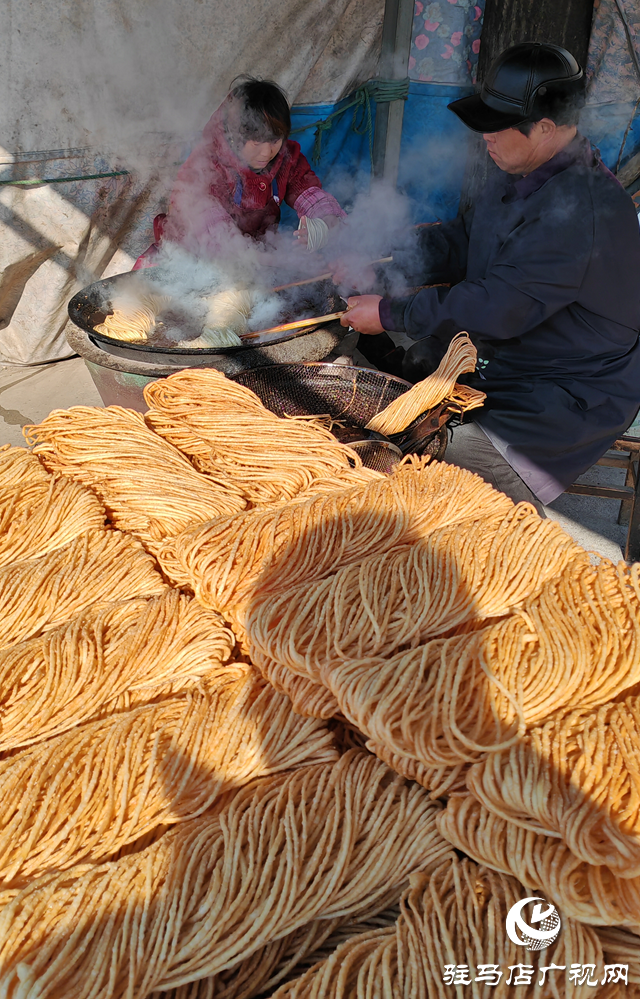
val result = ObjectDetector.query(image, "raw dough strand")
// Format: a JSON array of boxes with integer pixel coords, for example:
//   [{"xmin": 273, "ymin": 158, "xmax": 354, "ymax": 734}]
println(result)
[
  {"xmin": 24, "ymin": 405, "xmax": 245, "ymax": 546},
  {"xmin": 94, "ymin": 290, "xmax": 171, "ymax": 343},
  {"xmin": 143, "ymin": 368, "xmax": 368, "ymax": 506},
  {"xmin": 365, "ymin": 332, "xmax": 477, "ymax": 435},
  {"xmin": 0, "ymin": 476, "xmax": 105, "ymax": 567},
  {"xmin": 0, "ymin": 528, "xmax": 166, "ymax": 652},
  {"xmin": 437, "ymin": 794, "xmax": 640, "ymax": 929},
  {"xmin": 156, "ymin": 460, "xmax": 513, "ymax": 613},
  {"xmin": 465, "ymin": 691, "xmax": 640, "ymax": 876},
  {"xmin": 0, "ymin": 752, "xmax": 450, "ymax": 999},
  {"xmin": 272, "ymin": 856, "xmax": 603, "ymax": 999},
  {"xmin": 0, "ymin": 589, "xmax": 234, "ymax": 753},
  {"xmin": 0, "ymin": 669, "xmax": 337, "ymax": 883}
]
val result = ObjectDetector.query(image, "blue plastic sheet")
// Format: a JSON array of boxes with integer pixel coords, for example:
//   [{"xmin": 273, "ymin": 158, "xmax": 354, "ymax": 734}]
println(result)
[{"xmin": 289, "ymin": 81, "xmax": 473, "ymax": 227}]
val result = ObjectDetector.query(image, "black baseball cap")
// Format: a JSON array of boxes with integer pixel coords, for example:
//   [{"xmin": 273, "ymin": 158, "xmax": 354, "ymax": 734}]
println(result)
[{"xmin": 448, "ymin": 42, "xmax": 583, "ymax": 133}]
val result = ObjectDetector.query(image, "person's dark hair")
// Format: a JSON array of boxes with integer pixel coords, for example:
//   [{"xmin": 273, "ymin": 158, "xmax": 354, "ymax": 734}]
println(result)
[
  {"xmin": 516, "ymin": 77, "xmax": 585, "ymax": 135},
  {"xmin": 227, "ymin": 77, "xmax": 291, "ymax": 143}
]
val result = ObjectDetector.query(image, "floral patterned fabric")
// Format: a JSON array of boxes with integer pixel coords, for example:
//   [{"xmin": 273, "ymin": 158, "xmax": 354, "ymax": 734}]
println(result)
[
  {"xmin": 409, "ymin": 0, "xmax": 485, "ymax": 86},
  {"xmin": 581, "ymin": 0, "xmax": 640, "ymax": 173}
]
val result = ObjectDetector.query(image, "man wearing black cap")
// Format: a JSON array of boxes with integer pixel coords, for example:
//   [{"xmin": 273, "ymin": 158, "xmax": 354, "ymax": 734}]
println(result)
[{"xmin": 341, "ymin": 42, "xmax": 640, "ymax": 514}]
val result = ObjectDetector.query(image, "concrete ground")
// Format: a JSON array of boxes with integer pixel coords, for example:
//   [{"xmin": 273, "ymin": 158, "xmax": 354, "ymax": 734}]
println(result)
[{"xmin": 0, "ymin": 353, "xmax": 633, "ymax": 563}]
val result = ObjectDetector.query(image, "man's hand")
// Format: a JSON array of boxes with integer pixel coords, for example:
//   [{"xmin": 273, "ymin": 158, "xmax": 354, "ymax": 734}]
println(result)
[{"xmin": 340, "ymin": 295, "xmax": 384, "ymax": 334}]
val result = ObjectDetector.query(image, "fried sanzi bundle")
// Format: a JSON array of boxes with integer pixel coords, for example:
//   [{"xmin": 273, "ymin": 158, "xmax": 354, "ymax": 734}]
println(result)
[
  {"xmin": 144, "ymin": 369, "xmax": 373, "ymax": 506},
  {"xmin": 596, "ymin": 927, "xmax": 640, "ymax": 985},
  {"xmin": 466, "ymin": 691, "xmax": 640, "ymax": 877},
  {"xmin": 0, "ymin": 589, "xmax": 234, "ymax": 753},
  {"xmin": 0, "ymin": 527, "xmax": 166, "ymax": 652},
  {"xmin": 0, "ymin": 666, "xmax": 337, "ymax": 883},
  {"xmin": 438, "ymin": 794, "xmax": 640, "ymax": 929},
  {"xmin": 0, "ymin": 752, "xmax": 449, "ymax": 999},
  {"xmin": 365, "ymin": 331, "xmax": 479, "ymax": 435},
  {"xmin": 24, "ymin": 405, "xmax": 245, "ymax": 546},
  {"xmin": 156, "ymin": 460, "xmax": 513, "ymax": 614},
  {"xmin": 248, "ymin": 557, "xmax": 640, "ymax": 775},
  {"xmin": 271, "ymin": 854, "xmax": 603, "ymax": 999},
  {"xmin": 0, "ymin": 475, "xmax": 105, "ymax": 568},
  {"xmin": 0, "ymin": 443, "xmax": 49, "ymax": 488},
  {"xmin": 252, "ymin": 653, "xmax": 340, "ymax": 720},
  {"xmin": 245, "ymin": 503, "xmax": 585, "ymax": 681}
]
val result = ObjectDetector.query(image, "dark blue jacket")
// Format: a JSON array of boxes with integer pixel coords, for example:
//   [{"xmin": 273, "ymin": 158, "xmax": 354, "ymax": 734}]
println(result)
[{"xmin": 380, "ymin": 134, "xmax": 640, "ymax": 503}]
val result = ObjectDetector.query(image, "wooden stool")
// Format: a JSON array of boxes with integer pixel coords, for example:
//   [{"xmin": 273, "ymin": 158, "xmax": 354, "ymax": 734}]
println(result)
[{"xmin": 565, "ymin": 434, "xmax": 640, "ymax": 562}]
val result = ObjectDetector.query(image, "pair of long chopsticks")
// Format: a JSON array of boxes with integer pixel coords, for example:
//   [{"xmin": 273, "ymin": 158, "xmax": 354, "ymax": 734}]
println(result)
[
  {"xmin": 240, "ymin": 311, "xmax": 346, "ymax": 340},
  {"xmin": 272, "ymin": 256, "xmax": 393, "ymax": 293}
]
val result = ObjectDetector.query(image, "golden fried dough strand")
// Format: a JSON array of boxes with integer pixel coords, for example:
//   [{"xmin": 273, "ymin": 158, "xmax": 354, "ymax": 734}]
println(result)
[
  {"xmin": 156, "ymin": 460, "xmax": 513, "ymax": 613},
  {"xmin": 365, "ymin": 741, "xmax": 470, "ymax": 800},
  {"xmin": 0, "ymin": 528, "xmax": 166, "ymax": 651},
  {"xmin": 0, "ymin": 752, "xmax": 449, "ymax": 999},
  {"xmin": 252, "ymin": 653, "xmax": 340, "ymax": 719},
  {"xmin": 272, "ymin": 855, "xmax": 603, "ymax": 999},
  {"xmin": 365, "ymin": 332, "xmax": 478, "ymax": 435},
  {"xmin": 249, "ymin": 558, "xmax": 640, "ymax": 774},
  {"xmin": 0, "ymin": 476, "xmax": 105, "ymax": 567},
  {"xmin": 596, "ymin": 927, "xmax": 640, "ymax": 984},
  {"xmin": 144, "ymin": 369, "xmax": 369, "ymax": 506},
  {"xmin": 466, "ymin": 692, "xmax": 640, "ymax": 877},
  {"xmin": 24, "ymin": 405, "xmax": 245, "ymax": 545},
  {"xmin": 0, "ymin": 590, "xmax": 233, "ymax": 753},
  {"xmin": 245, "ymin": 504, "xmax": 584, "ymax": 680},
  {"xmin": 437, "ymin": 795, "xmax": 640, "ymax": 929},
  {"xmin": 152, "ymin": 909, "xmax": 402, "ymax": 999},
  {"xmin": 0, "ymin": 443, "xmax": 49, "ymax": 487},
  {"xmin": 0, "ymin": 668, "xmax": 337, "ymax": 883}
]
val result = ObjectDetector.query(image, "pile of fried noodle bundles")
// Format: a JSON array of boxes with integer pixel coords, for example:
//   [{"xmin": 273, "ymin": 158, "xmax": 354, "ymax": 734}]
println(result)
[
  {"xmin": 1, "ymin": 364, "xmax": 640, "ymax": 996},
  {"xmin": 437, "ymin": 686, "xmax": 640, "ymax": 929},
  {"xmin": 270, "ymin": 853, "xmax": 602, "ymax": 999},
  {"xmin": 0, "ymin": 753, "xmax": 449, "ymax": 997},
  {"xmin": 143, "ymin": 368, "xmax": 380, "ymax": 504},
  {"xmin": 24, "ymin": 407, "xmax": 246, "ymax": 548}
]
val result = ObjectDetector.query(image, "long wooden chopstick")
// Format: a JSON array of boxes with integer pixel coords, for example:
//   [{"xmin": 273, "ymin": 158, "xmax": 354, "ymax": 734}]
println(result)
[
  {"xmin": 272, "ymin": 256, "xmax": 393, "ymax": 293},
  {"xmin": 240, "ymin": 311, "xmax": 346, "ymax": 340}
]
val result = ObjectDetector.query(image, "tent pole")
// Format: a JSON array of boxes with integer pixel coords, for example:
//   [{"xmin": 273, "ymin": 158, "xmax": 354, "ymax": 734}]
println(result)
[{"xmin": 372, "ymin": 0, "xmax": 414, "ymax": 186}]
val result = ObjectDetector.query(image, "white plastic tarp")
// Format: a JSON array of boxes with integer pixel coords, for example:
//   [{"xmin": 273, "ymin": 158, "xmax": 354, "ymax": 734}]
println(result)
[{"xmin": 0, "ymin": 0, "xmax": 385, "ymax": 363}]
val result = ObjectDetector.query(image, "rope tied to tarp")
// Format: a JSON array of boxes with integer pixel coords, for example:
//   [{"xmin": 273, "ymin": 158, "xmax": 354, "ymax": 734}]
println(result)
[{"xmin": 291, "ymin": 78, "xmax": 410, "ymax": 165}]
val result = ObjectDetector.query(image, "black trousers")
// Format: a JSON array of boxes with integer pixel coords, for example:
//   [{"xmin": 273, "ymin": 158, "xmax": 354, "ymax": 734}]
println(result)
[{"xmin": 444, "ymin": 422, "xmax": 546, "ymax": 516}]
